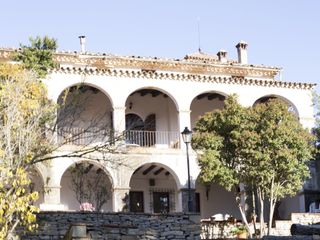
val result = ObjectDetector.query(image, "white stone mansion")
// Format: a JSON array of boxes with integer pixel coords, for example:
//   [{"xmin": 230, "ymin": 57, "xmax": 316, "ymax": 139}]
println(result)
[{"xmin": 0, "ymin": 40, "xmax": 316, "ymax": 220}]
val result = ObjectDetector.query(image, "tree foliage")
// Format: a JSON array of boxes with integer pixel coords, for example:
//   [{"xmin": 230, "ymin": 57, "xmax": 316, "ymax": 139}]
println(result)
[
  {"xmin": 14, "ymin": 36, "xmax": 58, "ymax": 78},
  {"xmin": 192, "ymin": 95, "xmax": 314, "ymax": 237},
  {"xmin": 314, "ymin": 93, "xmax": 320, "ymax": 162},
  {"xmin": 0, "ymin": 37, "xmax": 120, "ymax": 237},
  {"xmin": 0, "ymin": 63, "xmax": 55, "ymax": 238}
]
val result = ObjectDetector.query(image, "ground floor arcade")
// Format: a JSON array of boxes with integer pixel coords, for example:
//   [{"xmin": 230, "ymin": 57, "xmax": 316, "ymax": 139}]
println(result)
[{"xmin": 31, "ymin": 149, "xmax": 305, "ymax": 220}]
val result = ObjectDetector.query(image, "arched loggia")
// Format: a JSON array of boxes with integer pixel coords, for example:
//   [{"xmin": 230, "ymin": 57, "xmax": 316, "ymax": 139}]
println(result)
[
  {"xmin": 57, "ymin": 84, "xmax": 113, "ymax": 145},
  {"xmin": 60, "ymin": 161, "xmax": 113, "ymax": 212},
  {"xmin": 125, "ymin": 88, "xmax": 180, "ymax": 149},
  {"xmin": 129, "ymin": 163, "xmax": 180, "ymax": 213},
  {"xmin": 190, "ymin": 91, "xmax": 227, "ymax": 129},
  {"xmin": 253, "ymin": 95, "xmax": 299, "ymax": 118}
]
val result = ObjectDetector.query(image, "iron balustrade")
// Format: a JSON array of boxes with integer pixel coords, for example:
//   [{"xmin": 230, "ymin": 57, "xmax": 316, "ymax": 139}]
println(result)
[
  {"xmin": 57, "ymin": 127, "xmax": 110, "ymax": 145},
  {"xmin": 57, "ymin": 128, "xmax": 181, "ymax": 149},
  {"xmin": 125, "ymin": 130, "xmax": 180, "ymax": 149}
]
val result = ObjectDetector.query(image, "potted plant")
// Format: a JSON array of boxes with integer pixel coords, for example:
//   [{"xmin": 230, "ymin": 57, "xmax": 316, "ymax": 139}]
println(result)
[
  {"xmin": 231, "ymin": 224, "xmax": 248, "ymax": 239},
  {"xmin": 80, "ymin": 202, "xmax": 95, "ymax": 212}
]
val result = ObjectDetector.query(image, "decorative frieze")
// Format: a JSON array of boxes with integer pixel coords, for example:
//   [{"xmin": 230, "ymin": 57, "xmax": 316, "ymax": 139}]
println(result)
[{"xmin": 51, "ymin": 67, "xmax": 315, "ymax": 90}]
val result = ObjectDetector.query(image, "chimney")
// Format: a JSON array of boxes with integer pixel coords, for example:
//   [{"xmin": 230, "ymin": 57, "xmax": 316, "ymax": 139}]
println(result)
[
  {"xmin": 78, "ymin": 36, "xmax": 86, "ymax": 53},
  {"xmin": 236, "ymin": 41, "xmax": 248, "ymax": 64},
  {"xmin": 217, "ymin": 50, "xmax": 227, "ymax": 63}
]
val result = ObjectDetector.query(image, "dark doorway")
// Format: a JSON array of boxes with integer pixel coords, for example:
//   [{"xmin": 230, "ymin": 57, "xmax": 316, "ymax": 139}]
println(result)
[
  {"xmin": 153, "ymin": 192, "xmax": 169, "ymax": 213},
  {"xmin": 130, "ymin": 191, "xmax": 144, "ymax": 213},
  {"xmin": 126, "ymin": 114, "xmax": 144, "ymax": 131}
]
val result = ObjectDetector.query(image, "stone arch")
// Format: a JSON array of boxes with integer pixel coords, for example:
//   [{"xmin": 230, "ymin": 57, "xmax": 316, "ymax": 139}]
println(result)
[
  {"xmin": 129, "ymin": 162, "xmax": 181, "ymax": 213},
  {"xmin": 253, "ymin": 94, "xmax": 299, "ymax": 118},
  {"xmin": 130, "ymin": 162, "xmax": 181, "ymax": 188},
  {"xmin": 125, "ymin": 87, "xmax": 180, "ymax": 149},
  {"xmin": 59, "ymin": 159, "xmax": 114, "ymax": 189},
  {"xmin": 56, "ymin": 84, "xmax": 114, "ymax": 145},
  {"xmin": 125, "ymin": 86, "xmax": 179, "ymax": 114},
  {"xmin": 29, "ymin": 166, "xmax": 45, "ymax": 207},
  {"xmin": 31, "ymin": 163, "xmax": 46, "ymax": 186},
  {"xmin": 190, "ymin": 91, "xmax": 228, "ymax": 129},
  {"xmin": 189, "ymin": 90, "xmax": 228, "ymax": 109},
  {"xmin": 55, "ymin": 82, "xmax": 114, "ymax": 107},
  {"xmin": 60, "ymin": 159, "xmax": 114, "ymax": 211}
]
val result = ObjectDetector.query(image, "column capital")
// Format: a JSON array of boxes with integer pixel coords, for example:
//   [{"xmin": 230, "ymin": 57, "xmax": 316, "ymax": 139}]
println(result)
[
  {"xmin": 178, "ymin": 109, "xmax": 191, "ymax": 114},
  {"xmin": 113, "ymin": 187, "xmax": 131, "ymax": 191},
  {"xmin": 113, "ymin": 106, "xmax": 126, "ymax": 111}
]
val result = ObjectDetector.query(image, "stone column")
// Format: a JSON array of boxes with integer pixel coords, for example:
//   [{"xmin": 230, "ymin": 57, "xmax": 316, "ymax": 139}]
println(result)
[
  {"xmin": 113, "ymin": 188, "xmax": 130, "ymax": 212},
  {"xmin": 112, "ymin": 106, "xmax": 126, "ymax": 146},
  {"xmin": 113, "ymin": 106, "xmax": 126, "ymax": 134},
  {"xmin": 39, "ymin": 159, "xmax": 66, "ymax": 211},
  {"xmin": 40, "ymin": 185, "xmax": 65, "ymax": 211},
  {"xmin": 178, "ymin": 109, "xmax": 191, "ymax": 150},
  {"xmin": 300, "ymin": 117, "xmax": 314, "ymax": 130},
  {"xmin": 176, "ymin": 190, "xmax": 183, "ymax": 212}
]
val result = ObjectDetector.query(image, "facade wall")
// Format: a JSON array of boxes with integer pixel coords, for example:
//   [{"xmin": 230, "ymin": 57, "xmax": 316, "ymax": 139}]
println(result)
[
  {"xmin": 279, "ymin": 195, "xmax": 305, "ymax": 220},
  {"xmin": 34, "ymin": 51, "xmax": 316, "ymax": 219},
  {"xmin": 46, "ymin": 72, "xmax": 314, "ymax": 131},
  {"xmin": 196, "ymin": 181, "xmax": 241, "ymax": 219}
]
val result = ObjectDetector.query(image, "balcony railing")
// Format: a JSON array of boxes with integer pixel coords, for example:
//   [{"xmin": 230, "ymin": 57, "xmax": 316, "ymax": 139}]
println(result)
[
  {"xmin": 125, "ymin": 130, "xmax": 180, "ymax": 149},
  {"xmin": 57, "ymin": 127, "xmax": 110, "ymax": 146},
  {"xmin": 57, "ymin": 128, "xmax": 181, "ymax": 149}
]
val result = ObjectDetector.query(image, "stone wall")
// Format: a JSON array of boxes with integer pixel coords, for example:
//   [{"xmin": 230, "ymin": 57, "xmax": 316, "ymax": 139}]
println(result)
[
  {"xmin": 19, "ymin": 211, "xmax": 201, "ymax": 240},
  {"xmin": 291, "ymin": 213, "xmax": 320, "ymax": 225}
]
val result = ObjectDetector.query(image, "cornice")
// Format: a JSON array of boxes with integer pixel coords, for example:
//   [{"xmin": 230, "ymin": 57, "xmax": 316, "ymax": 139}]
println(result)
[
  {"xmin": 0, "ymin": 48, "xmax": 315, "ymax": 90},
  {"xmin": 51, "ymin": 67, "xmax": 315, "ymax": 90},
  {"xmin": 0, "ymin": 48, "xmax": 280, "ymax": 78},
  {"xmin": 54, "ymin": 53, "xmax": 280, "ymax": 78}
]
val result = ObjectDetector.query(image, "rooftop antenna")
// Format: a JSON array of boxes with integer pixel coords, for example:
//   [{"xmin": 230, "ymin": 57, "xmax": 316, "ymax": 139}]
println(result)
[{"xmin": 197, "ymin": 17, "xmax": 202, "ymax": 53}]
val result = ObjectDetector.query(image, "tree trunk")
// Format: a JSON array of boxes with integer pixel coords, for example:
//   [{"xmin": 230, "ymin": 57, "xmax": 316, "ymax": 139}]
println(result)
[
  {"xmin": 268, "ymin": 177, "xmax": 276, "ymax": 235},
  {"xmin": 235, "ymin": 187, "xmax": 252, "ymax": 238},
  {"xmin": 252, "ymin": 186, "xmax": 257, "ymax": 235},
  {"xmin": 257, "ymin": 187, "xmax": 265, "ymax": 238}
]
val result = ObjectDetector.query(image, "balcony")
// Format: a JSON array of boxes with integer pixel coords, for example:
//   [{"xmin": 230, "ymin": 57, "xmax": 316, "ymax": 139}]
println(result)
[
  {"xmin": 57, "ymin": 128, "xmax": 181, "ymax": 149},
  {"xmin": 125, "ymin": 130, "xmax": 180, "ymax": 149}
]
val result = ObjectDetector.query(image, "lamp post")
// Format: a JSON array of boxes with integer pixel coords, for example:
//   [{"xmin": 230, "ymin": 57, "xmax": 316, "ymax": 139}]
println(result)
[{"xmin": 181, "ymin": 126, "xmax": 193, "ymax": 212}]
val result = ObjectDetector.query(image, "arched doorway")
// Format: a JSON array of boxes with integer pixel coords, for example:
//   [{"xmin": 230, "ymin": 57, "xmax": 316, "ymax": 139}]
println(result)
[
  {"xmin": 57, "ymin": 84, "xmax": 113, "ymax": 145},
  {"xmin": 60, "ymin": 162, "xmax": 113, "ymax": 212},
  {"xmin": 129, "ymin": 163, "xmax": 179, "ymax": 213},
  {"xmin": 125, "ymin": 88, "xmax": 179, "ymax": 149},
  {"xmin": 190, "ymin": 92, "xmax": 226, "ymax": 128}
]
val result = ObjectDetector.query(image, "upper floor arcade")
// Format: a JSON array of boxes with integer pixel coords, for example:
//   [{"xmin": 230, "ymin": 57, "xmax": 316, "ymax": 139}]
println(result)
[
  {"xmin": 0, "ymin": 43, "xmax": 315, "ymax": 150},
  {"xmin": 52, "ymin": 80, "xmax": 313, "ymax": 150}
]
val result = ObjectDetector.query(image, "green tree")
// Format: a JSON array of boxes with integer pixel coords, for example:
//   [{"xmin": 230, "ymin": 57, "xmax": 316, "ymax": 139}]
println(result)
[
  {"xmin": 0, "ymin": 63, "xmax": 55, "ymax": 238},
  {"xmin": 0, "ymin": 37, "xmax": 117, "ymax": 237},
  {"xmin": 192, "ymin": 96, "xmax": 253, "ymax": 235},
  {"xmin": 14, "ymin": 36, "xmax": 58, "ymax": 78},
  {"xmin": 192, "ymin": 95, "xmax": 314, "ymax": 237},
  {"xmin": 314, "ymin": 92, "xmax": 320, "ymax": 155}
]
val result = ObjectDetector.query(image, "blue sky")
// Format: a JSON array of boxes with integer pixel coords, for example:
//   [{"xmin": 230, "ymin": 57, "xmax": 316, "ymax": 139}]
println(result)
[{"xmin": 1, "ymin": 0, "xmax": 319, "ymax": 92}]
